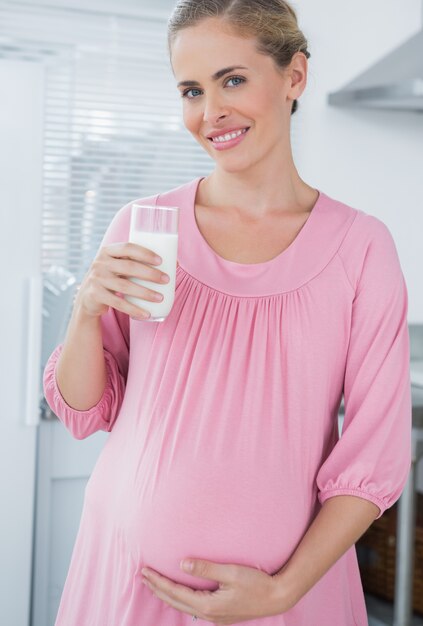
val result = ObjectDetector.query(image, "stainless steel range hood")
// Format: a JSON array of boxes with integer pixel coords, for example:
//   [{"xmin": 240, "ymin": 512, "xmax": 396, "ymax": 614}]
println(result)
[{"xmin": 328, "ymin": 10, "xmax": 423, "ymax": 112}]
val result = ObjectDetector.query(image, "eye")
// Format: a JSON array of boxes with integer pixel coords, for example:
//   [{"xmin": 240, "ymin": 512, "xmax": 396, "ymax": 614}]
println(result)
[
  {"xmin": 181, "ymin": 87, "xmax": 202, "ymax": 99},
  {"xmin": 180, "ymin": 75, "xmax": 246, "ymax": 99},
  {"xmin": 226, "ymin": 76, "xmax": 245, "ymax": 88}
]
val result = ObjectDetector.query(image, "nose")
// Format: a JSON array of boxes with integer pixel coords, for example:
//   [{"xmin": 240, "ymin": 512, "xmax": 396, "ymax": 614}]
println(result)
[{"xmin": 202, "ymin": 93, "xmax": 230, "ymax": 125}]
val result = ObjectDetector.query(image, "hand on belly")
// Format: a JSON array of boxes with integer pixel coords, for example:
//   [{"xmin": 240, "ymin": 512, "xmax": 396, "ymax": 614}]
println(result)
[{"xmin": 140, "ymin": 556, "xmax": 288, "ymax": 623}]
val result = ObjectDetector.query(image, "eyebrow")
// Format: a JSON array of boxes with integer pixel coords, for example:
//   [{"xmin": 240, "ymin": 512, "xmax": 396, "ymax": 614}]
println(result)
[{"xmin": 177, "ymin": 65, "xmax": 248, "ymax": 88}]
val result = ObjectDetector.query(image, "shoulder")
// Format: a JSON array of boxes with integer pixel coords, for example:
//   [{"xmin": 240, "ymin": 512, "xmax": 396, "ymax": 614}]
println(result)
[
  {"xmin": 320, "ymin": 190, "xmax": 393, "ymax": 247},
  {"xmin": 328, "ymin": 194, "xmax": 402, "ymax": 292}
]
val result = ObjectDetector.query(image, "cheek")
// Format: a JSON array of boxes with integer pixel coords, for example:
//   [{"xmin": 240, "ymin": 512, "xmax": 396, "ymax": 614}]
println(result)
[
  {"xmin": 183, "ymin": 106, "xmax": 202, "ymax": 134},
  {"xmin": 248, "ymin": 89, "xmax": 281, "ymax": 121}
]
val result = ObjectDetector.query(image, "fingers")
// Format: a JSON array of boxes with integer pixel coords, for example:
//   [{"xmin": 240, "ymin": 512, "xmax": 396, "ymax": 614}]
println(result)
[
  {"xmin": 106, "ymin": 256, "xmax": 169, "ymax": 284},
  {"xmin": 103, "ymin": 272, "xmax": 164, "ymax": 303},
  {"xmin": 80, "ymin": 242, "xmax": 170, "ymax": 320},
  {"xmin": 142, "ymin": 577, "xmax": 201, "ymax": 619},
  {"xmin": 96, "ymin": 285, "xmax": 151, "ymax": 320},
  {"xmin": 139, "ymin": 563, "xmax": 278, "ymax": 624},
  {"xmin": 141, "ymin": 570, "xmax": 214, "ymax": 622},
  {"xmin": 107, "ymin": 242, "xmax": 162, "ymax": 266},
  {"xmin": 183, "ymin": 560, "xmax": 237, "ymax": 585}
]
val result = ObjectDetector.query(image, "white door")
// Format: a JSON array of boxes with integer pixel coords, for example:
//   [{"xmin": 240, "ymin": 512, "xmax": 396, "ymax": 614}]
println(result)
[
  {"xmin": 32, "ymin": 420, "xmax": 108, "ymax": 626},
  {"xmin": 0, "ymin": 60, "xmax": 44, "ymax": 626}
]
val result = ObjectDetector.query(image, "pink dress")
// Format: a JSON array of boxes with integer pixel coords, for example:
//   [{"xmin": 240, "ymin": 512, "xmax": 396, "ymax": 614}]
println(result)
[{"xmin": 43, "ymin": 176, "xmax": 412, "ymax": 626}]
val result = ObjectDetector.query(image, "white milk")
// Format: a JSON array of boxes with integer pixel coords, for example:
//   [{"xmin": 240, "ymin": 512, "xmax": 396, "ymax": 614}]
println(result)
[{"xmin": 125, "ymin": 230, "xmax": 179, "ymax": 321}]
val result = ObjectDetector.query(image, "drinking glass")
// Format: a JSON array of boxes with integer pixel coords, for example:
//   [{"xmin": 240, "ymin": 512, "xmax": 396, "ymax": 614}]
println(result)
[{"xmin": 125, "ymin": 203, "xmax": 179, "ymax": 322}]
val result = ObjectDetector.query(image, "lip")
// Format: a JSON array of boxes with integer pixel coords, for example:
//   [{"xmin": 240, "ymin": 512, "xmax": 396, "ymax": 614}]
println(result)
[
  {"xmin": 206, "ymin": 126, "xmax": 250, "ymax": 140},
  {"xmin": 207, "ymin": 127, "xmax": 250, "ymax": 151}
]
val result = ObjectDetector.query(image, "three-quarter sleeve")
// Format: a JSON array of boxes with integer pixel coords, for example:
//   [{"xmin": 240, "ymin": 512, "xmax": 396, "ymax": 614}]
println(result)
[
  {"xmin": 43, "ymin": 340, "xmax": 127, "ymax": 439},
  {"xmin": 316, "ymin": 215, "xmax": 412, "ymax": 519},
  {"xmin": 43, "ymin": 201, "xmax": 132, "ymax": 439}
]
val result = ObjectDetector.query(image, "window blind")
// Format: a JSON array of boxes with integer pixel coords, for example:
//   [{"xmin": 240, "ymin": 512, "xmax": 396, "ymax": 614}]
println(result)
[
  {"xmin": 0, "ymin": 0, "xmax": 216, "ymax": 362},
  {"xmin": 0, "ymin": 0, "xmax": 213, "ymax": 281}
]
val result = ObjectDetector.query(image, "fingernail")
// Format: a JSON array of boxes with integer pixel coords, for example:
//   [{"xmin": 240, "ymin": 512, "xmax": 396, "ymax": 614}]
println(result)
[{"xmin": 181, "ymin": 560, "xmax": 193, "ymax": 571}]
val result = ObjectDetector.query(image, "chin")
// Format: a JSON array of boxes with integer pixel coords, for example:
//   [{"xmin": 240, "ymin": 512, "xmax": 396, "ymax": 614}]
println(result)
[{"xmin": 209, "ymin": 154, "xmax": 253, "ymax": 173}]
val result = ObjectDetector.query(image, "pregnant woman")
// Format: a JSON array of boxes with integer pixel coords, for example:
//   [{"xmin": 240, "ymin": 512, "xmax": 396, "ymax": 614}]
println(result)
[{"xmin": 43, "ymin": 1, "xmax": 412, "ymax": 625}]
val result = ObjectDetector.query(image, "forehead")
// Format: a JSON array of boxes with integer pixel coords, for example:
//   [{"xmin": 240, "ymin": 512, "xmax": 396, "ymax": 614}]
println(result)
[{"xmin": 170, "ymin": 18, "xmax": 260, "ymax": 74}]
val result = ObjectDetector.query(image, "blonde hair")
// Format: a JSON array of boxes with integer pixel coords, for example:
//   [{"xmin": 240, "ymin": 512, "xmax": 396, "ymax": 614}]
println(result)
[{"xmin": 167, "ymin": 0, "xmax": 311, "ymax": 115}]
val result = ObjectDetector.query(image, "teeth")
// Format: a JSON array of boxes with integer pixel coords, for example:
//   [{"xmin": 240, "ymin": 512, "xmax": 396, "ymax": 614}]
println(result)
[{"xmin": 212, "ymin": 128, "xmax": 248, "ymax": 143}]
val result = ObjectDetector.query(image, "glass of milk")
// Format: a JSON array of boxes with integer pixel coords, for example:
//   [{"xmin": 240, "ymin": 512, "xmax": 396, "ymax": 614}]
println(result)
[{"xmin": 125, "ymin": 203, "xmax": 179, "ymax": 322}]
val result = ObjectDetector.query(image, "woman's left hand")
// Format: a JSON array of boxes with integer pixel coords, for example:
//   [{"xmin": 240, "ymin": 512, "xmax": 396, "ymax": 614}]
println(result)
[{"xmin": 140, "ymin": 559, "xmax": 289, "ymax": 624}]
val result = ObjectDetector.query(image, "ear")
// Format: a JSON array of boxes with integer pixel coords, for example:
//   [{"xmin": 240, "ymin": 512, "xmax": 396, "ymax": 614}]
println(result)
[{"xmin": 287, "ymin": 51, "xmax": 308, "ymax": 100}]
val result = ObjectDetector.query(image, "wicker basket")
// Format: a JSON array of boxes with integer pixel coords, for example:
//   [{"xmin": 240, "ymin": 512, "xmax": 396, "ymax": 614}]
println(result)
[{"xmin": 356, "ymin": 492, "xmax": 423, "ymax": 615}]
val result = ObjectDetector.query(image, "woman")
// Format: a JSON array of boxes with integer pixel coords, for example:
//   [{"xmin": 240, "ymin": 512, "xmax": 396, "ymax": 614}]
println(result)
[{"xmin": 43, "ymin": 1, "xmax": 412, "ymax": 625}]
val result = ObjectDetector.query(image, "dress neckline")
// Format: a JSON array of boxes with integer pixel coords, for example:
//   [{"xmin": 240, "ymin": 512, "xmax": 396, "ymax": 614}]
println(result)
[
  {"xmin": 190, "ymin": 176, "xmax": 323, "ymax": 269},
  {"xmin": 169, "ymin": 176, "xmax": 356, "ymax": 297}
]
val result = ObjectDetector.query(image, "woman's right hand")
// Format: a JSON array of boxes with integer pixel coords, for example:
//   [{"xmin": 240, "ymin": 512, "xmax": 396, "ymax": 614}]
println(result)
[{"xmin": 75, "ymin": 242, "xmax": 170, "ymax": 320}]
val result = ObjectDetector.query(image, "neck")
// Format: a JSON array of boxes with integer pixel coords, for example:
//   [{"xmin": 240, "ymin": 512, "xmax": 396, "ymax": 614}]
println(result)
[{"xmin": 201, "ymin": 161, "xmax": 317, "ymax": 220}]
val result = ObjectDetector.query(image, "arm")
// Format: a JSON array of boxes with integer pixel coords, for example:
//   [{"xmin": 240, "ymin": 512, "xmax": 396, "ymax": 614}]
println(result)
[
  {"xmin": 272, "ymin": 495, "xmax": 379, "ymax": 609},
  {"xmin": 274, "ymin": 215, "xmax": 412, "ymax": 610},
  {"xmin": 43, "ymin": 202, "xmax": 132, "ymax": 439},
  {"xmin": 55, "ymin": 301, "xmax": 107, "ymax": 411},
  {"xmin": 43, "ymin": 301, "xmax": 130, "ymax": 440}
]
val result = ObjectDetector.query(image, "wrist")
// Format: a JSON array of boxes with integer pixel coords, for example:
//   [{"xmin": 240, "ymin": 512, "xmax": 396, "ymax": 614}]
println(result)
[
  {"xmin": 73, "ymin": 290, "xmax": 101, "ymax": 322},
  {"xmin": 269, "ymin": 567, "xmax": 299, "ymax": 614}
]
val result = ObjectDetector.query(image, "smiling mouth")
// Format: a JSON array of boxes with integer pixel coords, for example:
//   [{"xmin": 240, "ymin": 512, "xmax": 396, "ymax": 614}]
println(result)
[{"xmin": 208, "ymin": 127, "xmax": 250, "ymax": 143}]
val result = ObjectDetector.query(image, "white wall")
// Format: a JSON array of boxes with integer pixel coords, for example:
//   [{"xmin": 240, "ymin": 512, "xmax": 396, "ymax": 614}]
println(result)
[{"xmin": 294, "ymin": 0, "xmax": 423, "ymax": 322}]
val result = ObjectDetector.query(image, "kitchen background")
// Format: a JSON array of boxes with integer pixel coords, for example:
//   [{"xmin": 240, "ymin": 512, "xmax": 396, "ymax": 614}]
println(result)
[{"xmin": 0, "ymin": 0, "xmax": 422, "ymax": 625}]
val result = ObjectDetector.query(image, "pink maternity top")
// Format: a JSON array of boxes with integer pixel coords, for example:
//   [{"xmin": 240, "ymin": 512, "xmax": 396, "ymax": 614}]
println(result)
[{"xmin": 43, "ymin": 176, "xmax": 412, "ymax": 626}]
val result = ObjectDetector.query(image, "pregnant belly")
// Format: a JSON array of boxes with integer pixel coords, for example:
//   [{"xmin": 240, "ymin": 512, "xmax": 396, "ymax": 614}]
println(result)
[
  {"xmin": 115, "ymin": 447, "xmax": 312, "ymax": 591},
  {"xmin": 83, "ymin": 403, "xmax": 317, "ymax": 592}
]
